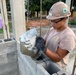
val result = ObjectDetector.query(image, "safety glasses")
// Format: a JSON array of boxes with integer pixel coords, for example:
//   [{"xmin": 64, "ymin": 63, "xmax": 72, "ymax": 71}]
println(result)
[{"xmin": 51, "ymin": 18, "xmax": 64, "ymax": 23}]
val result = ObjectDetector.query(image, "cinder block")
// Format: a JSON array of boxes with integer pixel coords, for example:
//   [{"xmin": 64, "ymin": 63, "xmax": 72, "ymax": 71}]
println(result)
[
  {"xmin": 0, "ymin": 53, "xmax": 8, "ymax": 64},
  {"xmin": 7, "ymin": 50, "xmax": 17, "ymax": 62},
  {"xmin": 0, "ymin": 51, "xmax": 17, "ymax": 64},
  {"xmin": 18, "ymin": 58, "xmax": 28, "ymax": 75},
  {"xmin": 19, "ymin": 69, "xmax": 22, "ymax": 75},
  {"xmin": 6, "ymin": 60, "xmax": 18, "ymax": 71},
  {"xmin": 0, "ymin": 60, "xmax": 18, "ymax": 74},
  {"xmin": 18, "ymin": 53, "xmax": 37, "ymax": 75},
  {"xmin": 0, "ymin": 40, "xmax": 17, "ymax": 54},
  {"xmin": 0, "ymin": 68, "xmax": 18, "ymax": 75},
  {"xmin": 0, "ymin": 73, "xmax": 5, "ymax": 75},
  {"xmin": 0, "ymin": 40, "xmax": 18, "ymax": 75},
  {"xmin": 5, "ymin": 68, "xmax": 19, "ymax": 75}
]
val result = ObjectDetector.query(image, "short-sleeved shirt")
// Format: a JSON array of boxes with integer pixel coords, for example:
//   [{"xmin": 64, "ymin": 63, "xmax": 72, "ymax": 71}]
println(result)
[{"xmin": 44, "ymin": 27, "xmax": 76, "ymax": 68}]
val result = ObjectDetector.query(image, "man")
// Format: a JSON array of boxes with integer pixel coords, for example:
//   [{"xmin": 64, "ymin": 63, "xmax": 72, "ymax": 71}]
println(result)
[{"xmin": 35, "ymin": 1, "xmax": 76, "ymax": 74}]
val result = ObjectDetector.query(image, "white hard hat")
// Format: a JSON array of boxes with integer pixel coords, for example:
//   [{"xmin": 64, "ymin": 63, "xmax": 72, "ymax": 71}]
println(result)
[{"xmin": 46, "ymin": 1, "xmax": 71, "ymax": 20}]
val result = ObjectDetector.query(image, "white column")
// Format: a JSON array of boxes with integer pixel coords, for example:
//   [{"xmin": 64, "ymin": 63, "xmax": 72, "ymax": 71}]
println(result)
[
  {"xmin": 0, "ymin": 0, "xmax": 10, "ymax": 39},
  {"xmin": 10, "ymin": 0, "xmax": 26, "ymax": 41}
]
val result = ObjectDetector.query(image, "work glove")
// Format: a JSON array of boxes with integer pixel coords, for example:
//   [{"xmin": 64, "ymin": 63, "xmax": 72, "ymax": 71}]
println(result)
[{"xmin": 35, "ymin": 36, "xmax": 46, "ymax": 54}]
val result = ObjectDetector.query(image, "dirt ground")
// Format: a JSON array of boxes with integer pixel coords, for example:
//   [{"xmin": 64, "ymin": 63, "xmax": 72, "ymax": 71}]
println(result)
[
  {"xmin": 26, "ymin": 19, "xmax": 51, "ymax": 29},
  {"xmin": 26, "ymin": 16, "xmax": 76, "ymax": 27}
]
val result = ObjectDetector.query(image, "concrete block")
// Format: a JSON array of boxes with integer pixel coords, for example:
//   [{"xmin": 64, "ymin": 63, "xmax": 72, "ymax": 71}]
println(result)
[
  {"xmin": 0, "ymin": 40, "xmax": 17, "ymax": 54},
  {"xmin": 0, "ymin": 68, "xmax": 18, "ymax": 75},
  {"xmin": 0, "ymin": 73, "xmax": 5, "ymax": 75},
  {"xmin": 5, "ymin": 68, "xmax": 19, "ymax": 75},
  {"xmin": 0, "ymin": 60, "xmax": 18, "ymax": 74},
  {"xmin": 7, "ymin": 50, "xmax": 17, "ymax": 62},
  {"xmin": 18, "ymin": 53, "xmax": 37, "ymax": 75},
  {"xmin": 18, "ymin": 58, "xmax": 28, "ymax": 75},
  {"xmin": 5, "ymin": 60, "xmax": 18, "ymax": 71},
  {"xmin": 0, "ymin": 40, "xmax": 18, "ymax": 75},
  {"xmin": 20, "ymin": 41, "xmax": 37, "ymax": 58},
  {"xmin": 0, "ymin": 53, "xmax": 8, "ymax": 64},
  {"xmin": 0, "ymin": 50, "xmax": 17, "ymax": 64}
]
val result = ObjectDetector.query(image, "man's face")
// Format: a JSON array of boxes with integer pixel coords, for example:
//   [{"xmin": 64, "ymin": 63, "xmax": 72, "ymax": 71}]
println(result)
[{"xmin": 50, "ymin": 18, "xmax": 65, "ymax": 29}]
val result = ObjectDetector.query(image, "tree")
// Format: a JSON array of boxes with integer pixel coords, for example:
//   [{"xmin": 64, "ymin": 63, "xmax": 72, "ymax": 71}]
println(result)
[
  {"xmin": 29, "ymin": 0, "xmax": 40, "ymax": 17},
  {"xmin": 6, "ymin": 0, "xmax": 10, "ymax": 11},
  {"xmin": 42, "ymin": 0, "xmax": 59, "ymax": 15},
  {"xmin": 27, "ymin": 0, "xmax": 65, "ymax": 17},
  {"xmin": 73, "ymin": 0, "xmax": 76, "ymax": 10}
]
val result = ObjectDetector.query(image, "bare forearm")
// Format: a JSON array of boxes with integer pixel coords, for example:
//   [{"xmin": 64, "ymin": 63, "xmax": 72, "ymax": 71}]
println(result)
[{"xmin": 45, "ymin": 48, "xmax": 62, "ymax": 62}]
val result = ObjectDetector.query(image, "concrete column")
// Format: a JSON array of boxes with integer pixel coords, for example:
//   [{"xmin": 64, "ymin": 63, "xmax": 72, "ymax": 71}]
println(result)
[
  {"xmin": 0, "ymin": 0, "xmax": 10, "ymax": 39},
  {"xmin": 10, "ymin": 0, "xmax": 26, "ymax": 41}
]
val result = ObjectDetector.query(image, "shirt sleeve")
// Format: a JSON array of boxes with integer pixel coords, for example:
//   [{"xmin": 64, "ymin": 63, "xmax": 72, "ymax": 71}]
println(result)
[{"xmin": 59, "ymin": 34, "xmax": 76, "ymax": 52}]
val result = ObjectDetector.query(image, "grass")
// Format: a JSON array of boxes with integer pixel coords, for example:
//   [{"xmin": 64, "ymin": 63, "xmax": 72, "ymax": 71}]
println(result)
[
  {"xmin": 0, "ymin": 29, "xmax": 3, "ymax": 33},
  {"xmin": 0, "ymin": 22, "xmax": 12, "ymax": 34},
  {"xmin": 9, "ymin": 22, "xmax": 12, "ymax": 32}
]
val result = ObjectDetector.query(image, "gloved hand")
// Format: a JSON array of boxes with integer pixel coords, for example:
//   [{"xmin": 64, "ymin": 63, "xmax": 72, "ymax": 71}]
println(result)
[{"xmin": 35, "ymin": 36, "xmax": 46, "ymax": 54}]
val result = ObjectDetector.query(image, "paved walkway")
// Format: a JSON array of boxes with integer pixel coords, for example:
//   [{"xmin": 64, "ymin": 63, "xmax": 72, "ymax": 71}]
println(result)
[{"xmin": 26, "ymin": 19, "xmax": 51, "ymax": 27}]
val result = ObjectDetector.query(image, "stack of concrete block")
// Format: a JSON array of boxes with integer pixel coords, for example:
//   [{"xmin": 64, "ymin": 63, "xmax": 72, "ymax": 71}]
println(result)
[{"xmin": 0, "ymin": 40, "xmax": 19, "ymax": 75}]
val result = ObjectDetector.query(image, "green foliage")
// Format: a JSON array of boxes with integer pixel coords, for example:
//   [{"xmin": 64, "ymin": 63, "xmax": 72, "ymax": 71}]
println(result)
[
  {"xmin": 9, "ymin": 22, "xmax": 12, "ymax": 32},
  {"xmin": 69, "ymin": 20, "xmax": 76, "ymax": 25},
  {"xmin": 42, "ymin": 0, "xmax": 53, "ymax": 11},
  {"xmin": 6, "ymin": 0, "xmax": 10, "ymax": 11},
  {"xmin": 29, "ymin": 0, "xmax": 40, "ymax": 11},
  {"xmin": 26, "ymin": 0, "xmax": 66, "ymax": 15},
  {"xmin": 73, "ymin": 0, "xmax": 76, "ymax": 10},
  {"xmin": 0, "ymin": 29, "xmax": 3, "ymax": 33},
  {"xmin": 0, "ymin": 22, "xmax": 12, "ymax": 34}
]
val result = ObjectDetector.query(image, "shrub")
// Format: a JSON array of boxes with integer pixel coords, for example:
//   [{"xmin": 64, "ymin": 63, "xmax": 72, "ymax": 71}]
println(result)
[{"xmin": 69, "ymin": 20, "xmax": 76, "ymax": 25}]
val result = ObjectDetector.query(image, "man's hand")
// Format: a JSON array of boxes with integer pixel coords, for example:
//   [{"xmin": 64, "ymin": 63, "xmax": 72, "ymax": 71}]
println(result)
[{"xmin": 35, "ymin": 36, "xmax": 46, "ymax": 53}]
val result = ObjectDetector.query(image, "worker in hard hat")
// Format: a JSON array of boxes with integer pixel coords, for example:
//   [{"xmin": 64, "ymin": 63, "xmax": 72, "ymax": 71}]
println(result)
[{"xmin": 35, "ymin": 1, "xmax": 76, "ymax": 74}]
